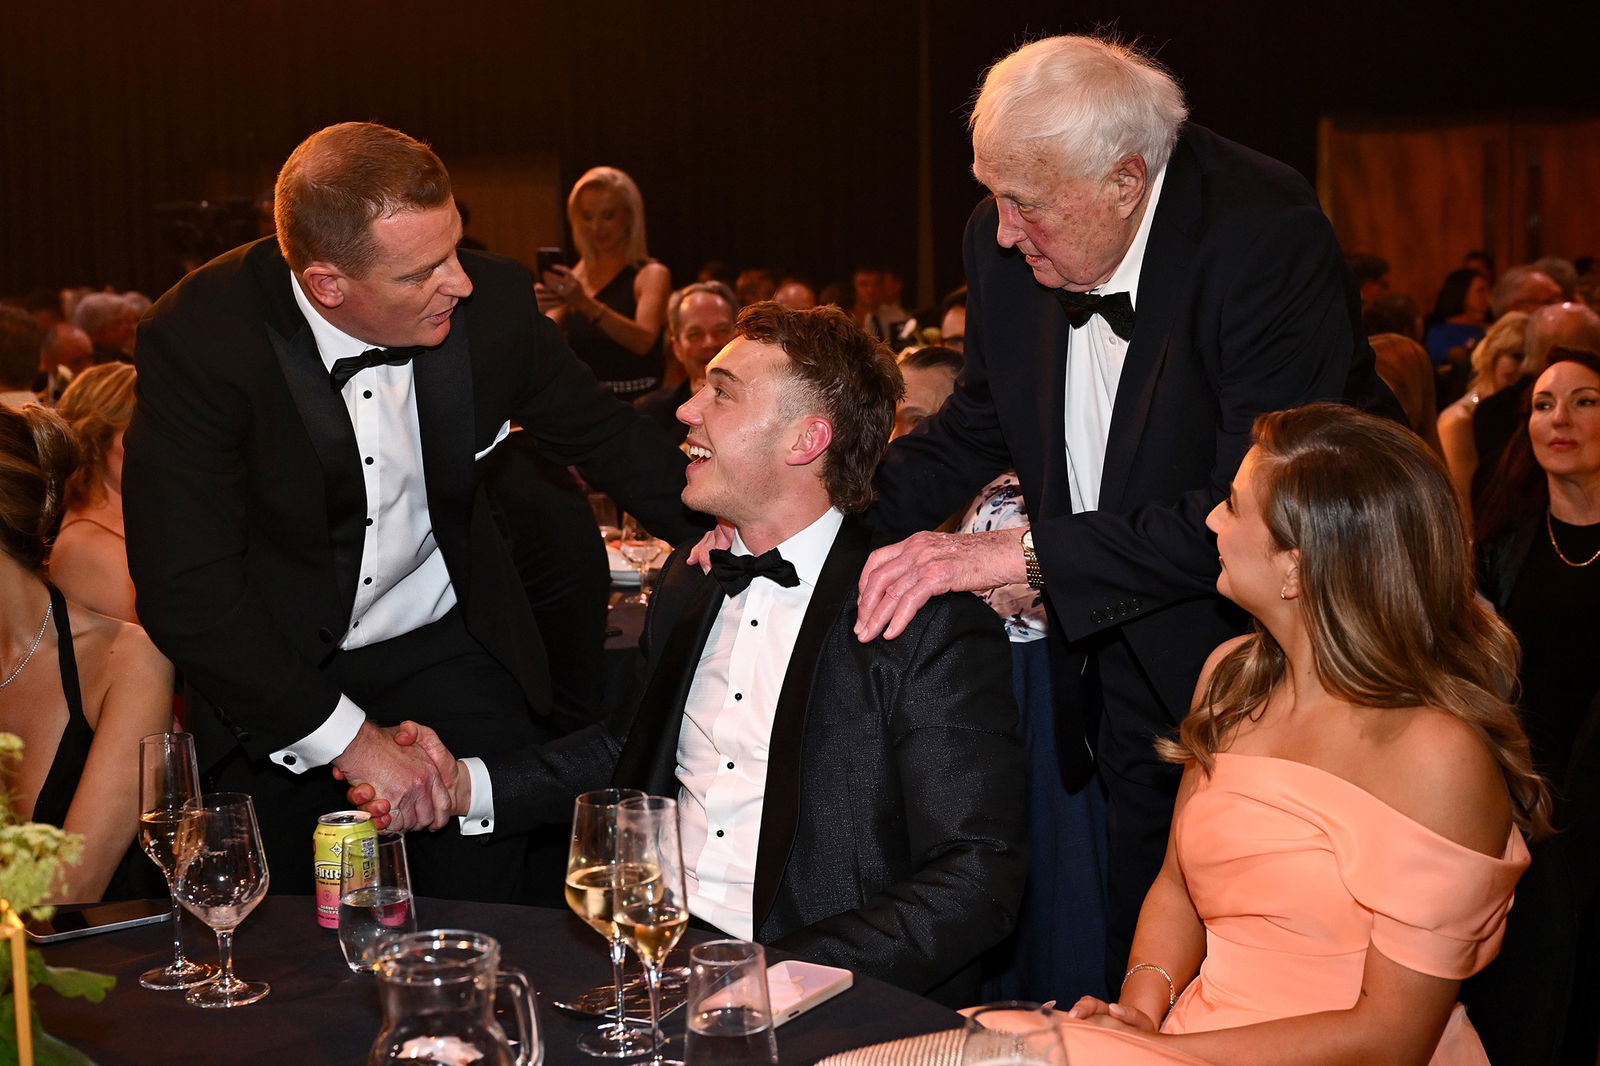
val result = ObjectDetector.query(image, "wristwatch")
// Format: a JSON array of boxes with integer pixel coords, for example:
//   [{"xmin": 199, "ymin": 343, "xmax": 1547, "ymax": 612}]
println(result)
[{"xmin": 1020, "ymin": 529, "xmax": 1044, "ymax": 590}]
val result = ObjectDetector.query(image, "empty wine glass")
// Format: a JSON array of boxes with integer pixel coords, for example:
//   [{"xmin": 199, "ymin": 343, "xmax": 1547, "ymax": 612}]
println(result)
[
  {"xmin": 564, "ymin": 788, "xmax": 655, "ymax": 1058},
  {"xmin": 615, "ymin": 795, "xmax": 689, "ymax": 1066},
  {"xmin": 137, "ymin": 732, "xmax": 217, "ymax": 991},
  {"xmin": 618, "ymin": 515, "xmax": 665, "ymax": 605},
  {"xmin": 174, "ymin": 792, "xmax": 271, "ymax": 1008}
]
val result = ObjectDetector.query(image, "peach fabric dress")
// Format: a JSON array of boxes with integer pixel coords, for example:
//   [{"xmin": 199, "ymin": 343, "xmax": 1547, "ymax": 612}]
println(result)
[{"xmin": 1052, "ymin": 753, "xmax": 1530, "ymax": 1065}]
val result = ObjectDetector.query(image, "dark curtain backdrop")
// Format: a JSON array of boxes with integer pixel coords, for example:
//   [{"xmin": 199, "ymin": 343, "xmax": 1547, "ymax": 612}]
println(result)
[{"xmin": 3, "ymin": 1, "xmax": 1598, "ymax": 306}]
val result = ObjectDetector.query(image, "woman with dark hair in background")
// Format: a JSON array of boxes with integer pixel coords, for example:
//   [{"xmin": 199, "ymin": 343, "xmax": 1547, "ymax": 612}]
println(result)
[
  {"xmin": 536, "ymin": 166, "xmax": 671, "ymax": 401},
  {"xmin": 1425, "ymin": 267, "xmax": 1491, "ymax": 369},
  {"xmin": 1466, "ymin": 347, "xmax": 1600, "ymax": 1066},
  {"xmin": 0, "ymin": 403, "xmax": 171, "ymax": 902},
  {"xmin": 50, "ymin": 362, "xmax": 138, "ymax": 621}
]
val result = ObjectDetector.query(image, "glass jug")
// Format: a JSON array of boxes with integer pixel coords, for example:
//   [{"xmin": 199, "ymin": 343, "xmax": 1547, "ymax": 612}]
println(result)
[{"xmin": 368, "ymin": 929, "xmax": 541, "ymax": 1066}]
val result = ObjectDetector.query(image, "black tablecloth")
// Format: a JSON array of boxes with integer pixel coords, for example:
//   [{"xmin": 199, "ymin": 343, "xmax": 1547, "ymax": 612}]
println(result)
[{"xmin": 36, "ymin": 897, "xmax": 959, "ymax": 1065}]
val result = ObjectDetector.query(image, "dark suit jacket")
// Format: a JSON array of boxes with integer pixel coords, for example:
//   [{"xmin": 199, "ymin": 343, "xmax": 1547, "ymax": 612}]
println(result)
[
  {"xmin": 124, "ymin": 237, "xmax": 696, "ymax": 765},
  {"xmin": 872, "ymin": 125, "xmax": 1393, "ymax": 781},
  {"xmin": 482, "ymin": 516, "xmax": 1028, "ymax": 1000}
]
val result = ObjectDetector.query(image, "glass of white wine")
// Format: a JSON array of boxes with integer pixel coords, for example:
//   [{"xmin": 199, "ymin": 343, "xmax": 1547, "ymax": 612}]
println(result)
[
  {"xmin": 618, "ymin": 515, "xmax": 666, "ymax": 605},
  {"xmin": 565, "ymin": 788, "xmax": 655, "ymax": 1057},
  {"xmin": 174, "ymin": 792, "xmax": 271, "ymax": 1008},
  {"xmin": 137, "ymin": 732, "xmax": 217, "ymax": 991},
  {"xmin": 615, "ymin": 795, "xmax": 689, "ymax": 1066}
]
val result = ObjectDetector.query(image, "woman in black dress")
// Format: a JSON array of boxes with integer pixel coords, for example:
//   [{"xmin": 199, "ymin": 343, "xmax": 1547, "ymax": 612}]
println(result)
[
  {"xmin": 537, "ymin": 166, "xmax": 671, "ymax": 400},
  {"xmin": 1465, "ymin": 347, "xmax": 1600, "ymax": 1066}
]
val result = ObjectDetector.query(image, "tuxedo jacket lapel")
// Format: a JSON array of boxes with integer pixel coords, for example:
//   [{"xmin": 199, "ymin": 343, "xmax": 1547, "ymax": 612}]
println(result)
[
  {"xmin": 264, "ymin": 303, "xmax": 366, "ymax": 628},
  {"xmin": 612, "ymin": 559, "xmax": 720, "ymax": 796},
  {"xmin": 749, "ymin": 517, "xmax": 871, "ymax": 931},
  {"xmin": 1099, "ymin": 139, "xmax": 1203, "ymax": 513},
  {"xmin": 412, "ymin": 324, "xmax": 475, "ymax": 573},
  {"xmin": 1024, "ymin": 289, "xmax": 1074, "ymax": 519}
]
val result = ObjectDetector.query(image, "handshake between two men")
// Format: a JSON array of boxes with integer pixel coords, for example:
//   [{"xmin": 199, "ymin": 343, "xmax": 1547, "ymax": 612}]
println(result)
[{"xmin": 333, "ymin": 720, "xmax": 464, "ymax": 832}]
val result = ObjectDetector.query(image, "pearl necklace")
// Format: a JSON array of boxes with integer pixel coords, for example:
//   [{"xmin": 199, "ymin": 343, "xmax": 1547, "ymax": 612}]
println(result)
[
  {"xmin": 0, "ymin": 598, "xmax": 52, "ymax": 691},
  {"xmin": 1546, "ymin": 510, "xmax": 1600, "ymax": 568}
]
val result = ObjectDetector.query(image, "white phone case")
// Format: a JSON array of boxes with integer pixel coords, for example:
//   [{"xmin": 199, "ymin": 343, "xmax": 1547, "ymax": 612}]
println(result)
[{"xmin": 767, "ymin": 960, "xmax": 853, "ymax": 1026}]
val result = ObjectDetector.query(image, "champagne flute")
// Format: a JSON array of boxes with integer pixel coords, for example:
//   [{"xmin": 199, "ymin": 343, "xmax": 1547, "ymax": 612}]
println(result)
[
  {"xmin": 564, "ymin": 788, "xmax": 655, "ymax": 1057},
  {"xmin": 615, "ymin": 795, "xmax": 689, "ymax": 1066},
  {"xmin": 618, "ymin": 515, "xmax": 665, "ymax": 605},
  {"xmin": 137, "ymin": 732, "xmax": 217, "ymax": 990},
  {"xmin": 174, "ymin": 792, "xmax": 271, "ymax": 1007}
]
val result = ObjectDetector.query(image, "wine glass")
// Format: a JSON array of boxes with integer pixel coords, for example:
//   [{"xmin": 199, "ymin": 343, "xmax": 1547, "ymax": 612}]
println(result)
[
  {"xmin": 564, "ymin": 788, "xmax": 655, "ymax": 1058},
  {"xmin": 173, "ymin": 792, "xmax": 271, "ymax": 1008},
  {"xmin": 137, "ymin": 732, "xmax": 217, "ymax": 991},
  {"xmin": 618, "ymin": 515, "xmax": 665, "ymax": 605},
  {"xmin": 615, "ymin": 795, "xmax": 689, "ymax": 1066}
]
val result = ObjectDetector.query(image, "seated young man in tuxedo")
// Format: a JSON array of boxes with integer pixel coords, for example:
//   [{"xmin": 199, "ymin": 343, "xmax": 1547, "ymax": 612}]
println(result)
[{"xmin": 352, "ymin": 302, "xmax": 1027, "ymax": 1003}]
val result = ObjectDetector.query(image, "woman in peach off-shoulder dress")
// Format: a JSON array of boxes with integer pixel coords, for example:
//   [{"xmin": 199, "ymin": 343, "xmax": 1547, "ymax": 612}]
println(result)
[{"xmin": 1052, "ymin": 404, "xmax": 1552, "ymax": 1066}]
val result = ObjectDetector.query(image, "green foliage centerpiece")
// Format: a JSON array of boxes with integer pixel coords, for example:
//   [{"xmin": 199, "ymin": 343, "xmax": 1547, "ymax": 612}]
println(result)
[{"xmin": 0, "ymin": 733, "xmax": 114, "ymax": 1066}]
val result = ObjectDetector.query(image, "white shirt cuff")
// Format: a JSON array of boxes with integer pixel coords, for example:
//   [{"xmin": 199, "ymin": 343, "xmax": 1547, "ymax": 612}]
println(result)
[
  {"xmin": 269, "ymin": 695, "xmax": 365, "ymax": 773},
  {"xmin": 457, "ymin": 757, "xmax": 496, "ymax": 835}
]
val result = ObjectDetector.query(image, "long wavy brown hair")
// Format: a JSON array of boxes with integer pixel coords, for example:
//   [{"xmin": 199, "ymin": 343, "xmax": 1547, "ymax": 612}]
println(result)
[{"xmin": 1160, "ymin": 403, "xmax": 1553, "ymax": 839}]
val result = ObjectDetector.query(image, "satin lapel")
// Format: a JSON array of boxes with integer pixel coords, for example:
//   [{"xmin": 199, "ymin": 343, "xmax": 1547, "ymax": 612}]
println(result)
[
  {"xmin": 1025, "ymin": 284, "xmax": 1074, "ymax": 517},
  {"xmin": 265, "ymin": 313, "xmax": 365, "ymax": 624},
  {"xmin": 1098, "ymin": 138, "xmax": 1202, "ymax": 513},
  {"xmin": 612, "ymin": 563, "xmax": 720, "ymax": 796},
  {"xmin": 411, "ymin": 323, "xmax": 476, "ymax": 583},
  {"xmin": 749, "ymin": 518, "xmax": 871, "ymax": 931}
]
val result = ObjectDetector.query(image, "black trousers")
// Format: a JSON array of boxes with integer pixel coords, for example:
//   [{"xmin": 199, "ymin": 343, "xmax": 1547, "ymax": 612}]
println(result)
[
  {"xmin": 1079, "ymin": 636, "xmax": 1184, "ymax": 993},
  {"xmin": 209, "ymin": 607, "xmax": 557, "ymax": 904}
]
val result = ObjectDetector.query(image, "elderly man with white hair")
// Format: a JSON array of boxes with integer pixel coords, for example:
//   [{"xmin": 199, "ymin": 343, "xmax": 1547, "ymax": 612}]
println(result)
[{"xmin": 855, "ymin": 34, "xmax": 1394, "ymax": 988}]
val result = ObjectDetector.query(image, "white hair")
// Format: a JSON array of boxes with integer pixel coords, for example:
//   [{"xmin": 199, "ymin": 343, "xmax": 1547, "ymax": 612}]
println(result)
[
  {"xmin": 566, "ymin": 166, "xmax": 651, "ymax": 268},
  {"xmin": 971, "ymin": 35, "xmax": 1188, "ymax": 181},
  {"xmin": 71, "ymin": 292, "xmax": 135, "ymax": 337}
]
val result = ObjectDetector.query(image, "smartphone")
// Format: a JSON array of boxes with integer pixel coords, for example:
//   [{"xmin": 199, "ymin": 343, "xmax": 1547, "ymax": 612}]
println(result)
[
  {"xmin": 767, "ymin": 959, "xmax": 853, "ymax": 1026},
  {"xmin": 536, "ymin": 247, "xmax": 567, "ymax": 276},
  {"xmin": 25, "ymin": 899, "xmax": 171, "ymax": 944}
]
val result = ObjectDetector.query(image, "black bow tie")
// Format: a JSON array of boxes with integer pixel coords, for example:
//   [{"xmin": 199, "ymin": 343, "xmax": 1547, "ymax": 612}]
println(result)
[
  {"xmin": 328, "ymin": 346, "xmax": 425, "ymax": 390},
  {"xmin": 1054, "ymin": 289, "xmax": 1135, "ymax": 341},
  {"xmin": 708, "ymin": 547, "xmax": 801, "ymax": 597}
]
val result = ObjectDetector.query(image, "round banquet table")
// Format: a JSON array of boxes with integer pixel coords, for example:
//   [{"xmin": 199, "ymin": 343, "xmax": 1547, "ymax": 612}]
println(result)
[{"xmin": 35, "ymin": 896, "xmax": 961, "ymax": 1065}]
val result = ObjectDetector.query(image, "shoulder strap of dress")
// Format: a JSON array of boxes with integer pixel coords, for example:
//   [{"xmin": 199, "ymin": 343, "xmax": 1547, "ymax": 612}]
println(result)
[
  {"xmin": 31, "ymin": 585, "xmax": 91, "ymax": 826},
  {"xmin": 49, "ymin": 584, "xmax": 86, "ymax": 721}
]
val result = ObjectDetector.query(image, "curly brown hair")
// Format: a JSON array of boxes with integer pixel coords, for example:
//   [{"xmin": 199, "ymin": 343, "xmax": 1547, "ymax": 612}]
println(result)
[{"xmin": 733, "ymin": 303, "xmax": 902, "ymax": 513}]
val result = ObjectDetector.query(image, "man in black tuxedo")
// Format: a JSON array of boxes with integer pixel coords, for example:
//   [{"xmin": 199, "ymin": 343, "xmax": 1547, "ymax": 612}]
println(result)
[
  {"xmin": 124, "ymin": 122, "xmax": 695, "ymax": 900},
  {"xmin": 853, "ymin": 36, "xmax": 1396, "ymax": 985},
  {"xmin": 358, "ymin": 303, "xmax": 1027, "ymax": 1002}
]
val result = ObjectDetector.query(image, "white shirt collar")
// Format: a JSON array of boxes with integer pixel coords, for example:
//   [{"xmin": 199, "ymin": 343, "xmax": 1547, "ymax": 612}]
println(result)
[
  {"xmin": 288, "ymin": 272, "xmax": 382, "ymax": 371},
  {"xmin": 1094, "ymin": 163, "xmax": 1167, "ymax": 309},
  {"xmin": 728, "ymin": 507, "xmax": 843, "ymax": 589}
]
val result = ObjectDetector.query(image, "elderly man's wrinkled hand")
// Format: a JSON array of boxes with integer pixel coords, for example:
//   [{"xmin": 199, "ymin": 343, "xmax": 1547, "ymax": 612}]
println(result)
[{"xmin": 853, "ymin": 528, "xmax": 1028, "ymax": 641}]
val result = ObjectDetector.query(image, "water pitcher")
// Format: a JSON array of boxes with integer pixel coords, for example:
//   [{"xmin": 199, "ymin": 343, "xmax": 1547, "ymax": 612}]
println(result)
[{"xmin": 368, "ymin": 929, "xmax": 541, "ymax": 1066}]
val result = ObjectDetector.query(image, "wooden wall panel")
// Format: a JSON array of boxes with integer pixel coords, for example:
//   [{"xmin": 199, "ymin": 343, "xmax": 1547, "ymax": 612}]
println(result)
[
  {"xmin": 1317, "ymin": 119, "xmax": 1510, "ymax": 312},
  {"xmin": 1319, "ymin": 115, "xmax": 1600, "ymax": 311}
]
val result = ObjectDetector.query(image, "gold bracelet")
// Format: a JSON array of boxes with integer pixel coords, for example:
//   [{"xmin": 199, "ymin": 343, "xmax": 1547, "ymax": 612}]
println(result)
[{"xmin": 1123, "ymin": 962, "xmax": 1177, "ymax": 1011}]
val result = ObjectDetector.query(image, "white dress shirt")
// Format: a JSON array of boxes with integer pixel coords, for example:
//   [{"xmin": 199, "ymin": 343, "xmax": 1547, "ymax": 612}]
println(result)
[
  {"xmin": 271, "ymin": 277, "xmax": 458, "ymax": 773},
  {"xmin": 1062, "ymin": 164, "xmax": 1167, "ymax": 513},
  {"xmin": 675, "ymin": 507, "xmax": 841, "ymax": 938}
]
